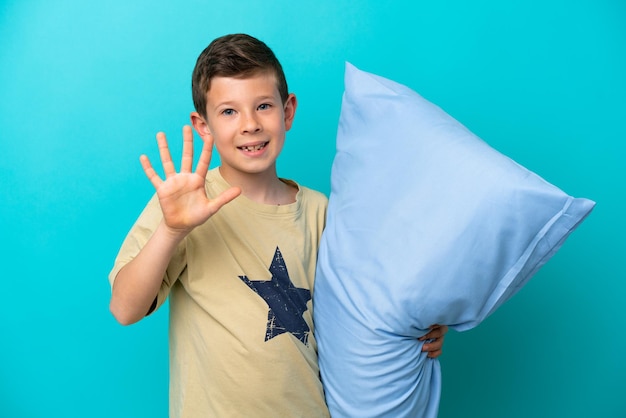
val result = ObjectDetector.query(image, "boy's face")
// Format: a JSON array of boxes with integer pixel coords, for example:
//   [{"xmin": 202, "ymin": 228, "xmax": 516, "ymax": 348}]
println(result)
[{"xmin": 192, "ymin": 72, "xmax": 296, "ymax": 183}]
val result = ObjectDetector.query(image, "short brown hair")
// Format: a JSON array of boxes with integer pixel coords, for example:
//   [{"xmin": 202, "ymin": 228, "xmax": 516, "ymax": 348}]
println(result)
[{"xmin": 191, "ymin": 34, "xmax": 289, "ymax": 119}]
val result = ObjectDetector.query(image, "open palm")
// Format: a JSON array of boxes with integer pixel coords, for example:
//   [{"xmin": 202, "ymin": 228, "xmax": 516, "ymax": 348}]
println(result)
[{"xmin": 140, "ymin": 125, "xmax": 241, "ymax": 234}]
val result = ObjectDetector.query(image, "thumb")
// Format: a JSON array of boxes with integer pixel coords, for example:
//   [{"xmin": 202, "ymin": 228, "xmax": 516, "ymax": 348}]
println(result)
[{"xmin": 206, "ymin": 186, "xmax": 241, "ymax": 215}]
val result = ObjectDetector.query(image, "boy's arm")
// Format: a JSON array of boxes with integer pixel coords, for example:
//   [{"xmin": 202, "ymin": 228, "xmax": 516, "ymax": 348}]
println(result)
[
  {"xmin": 109, "ymin": 221, "xmax": 186, "ymax": 325},
  {"xmin": 109, "ymin": 126, "xmax": 240, "ymax": 325}
]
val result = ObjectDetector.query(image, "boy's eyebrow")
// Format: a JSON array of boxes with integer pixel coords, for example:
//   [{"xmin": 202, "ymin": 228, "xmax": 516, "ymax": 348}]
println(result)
[
  {"xmin": 256, "ymin": 95, "xmax": 277, "ymax": 101},
  {"xmin": 212, "ymin": 95, "xmax": 278, "ymax": 108}
]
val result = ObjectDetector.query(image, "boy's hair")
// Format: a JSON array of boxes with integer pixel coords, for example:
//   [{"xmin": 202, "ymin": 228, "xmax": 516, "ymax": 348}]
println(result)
[{"xmin": 192, "ymin": 33, "xmax": 289, "ymax": 119}]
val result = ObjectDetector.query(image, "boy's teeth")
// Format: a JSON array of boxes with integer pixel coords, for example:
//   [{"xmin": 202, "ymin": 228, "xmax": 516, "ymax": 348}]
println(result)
[{"xmin": 241, "ymin": 143, "xmax": 266, "ymax": 152}]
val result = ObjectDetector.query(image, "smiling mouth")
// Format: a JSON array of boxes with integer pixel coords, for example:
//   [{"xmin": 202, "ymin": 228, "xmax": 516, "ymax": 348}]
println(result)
[{"xmin": 238, "ymin": 142, "xmax": 268, "ymax": 152}]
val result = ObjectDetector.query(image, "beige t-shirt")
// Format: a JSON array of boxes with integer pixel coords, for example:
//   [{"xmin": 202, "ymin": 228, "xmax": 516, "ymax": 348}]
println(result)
[{"xmin": 110, "ymin": 168, "xmax": 329, "ymax": 418}]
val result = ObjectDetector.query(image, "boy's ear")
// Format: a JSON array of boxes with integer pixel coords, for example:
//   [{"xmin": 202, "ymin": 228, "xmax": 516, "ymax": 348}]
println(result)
[
  {"xmin": 284, "ymin": 93, "xmax": 298, "ymax": 131},
  {"xmin": 190, "ymin": 112, "xmax": 211, "ymax": 139}
]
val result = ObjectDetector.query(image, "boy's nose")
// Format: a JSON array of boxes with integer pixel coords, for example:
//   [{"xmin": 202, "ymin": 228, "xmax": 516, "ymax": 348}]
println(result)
[{"xmin": 241, "ymin": 112, "xmax": 262, "ymax": 134}]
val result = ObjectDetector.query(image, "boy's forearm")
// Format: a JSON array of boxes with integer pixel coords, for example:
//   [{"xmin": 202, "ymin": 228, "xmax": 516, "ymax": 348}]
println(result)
[{"xmin": 110, "ymin": 221, "xmax": 187, "ymax": 325}]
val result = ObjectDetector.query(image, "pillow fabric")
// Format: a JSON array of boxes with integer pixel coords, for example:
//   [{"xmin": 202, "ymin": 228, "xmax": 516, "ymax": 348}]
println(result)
[{"xmin": 313, "ymin": 63, "xmax": 595, "ymax": 418}]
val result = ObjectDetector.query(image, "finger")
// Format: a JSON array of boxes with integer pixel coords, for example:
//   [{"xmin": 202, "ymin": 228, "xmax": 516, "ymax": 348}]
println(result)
[
  {"xmin": 422, "ymin": 336, "xmax": 444, "ymax": 351},
  {"xmin": 426, "ymin": 348, "xmax": 443, "ymax": 359},
  {"xmin": 421, "ymin": 337, "xmax": 444, "ymax": 360},
  {"xmin": 418, "ymin": 329, "xmax": 440, "ymax": 341},
  {"xmin": 180, "ymin": 125, "xmax": 194, "ymax": 174},
  {"xmin": 156, "ymin": 132, "xmax": 176, "ymax": 178},
  {"xmin": 195, "ymin": 133, "xmax": 214, "ymax": 179},
  {"xmin": 419, "ymin": 324, "xmax": 448, "ymax": 341},
  {"xmin": 140, "ymin": 154, "xmax": 163, "ymax": 189}
]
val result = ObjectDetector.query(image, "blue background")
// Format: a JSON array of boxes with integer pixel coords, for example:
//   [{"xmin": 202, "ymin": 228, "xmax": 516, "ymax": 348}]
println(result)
[{"xmin": 1, "ymin": 1, "xmax": 624, "ymax": 417}]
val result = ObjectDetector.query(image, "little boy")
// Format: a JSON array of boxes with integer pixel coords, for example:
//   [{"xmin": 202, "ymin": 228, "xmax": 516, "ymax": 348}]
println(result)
[{"xmin": 109, "ymin": 34, "xmax": 446, "ymax": 417}]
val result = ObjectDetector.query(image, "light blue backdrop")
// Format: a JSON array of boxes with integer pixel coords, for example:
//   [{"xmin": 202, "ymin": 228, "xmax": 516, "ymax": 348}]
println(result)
[{"xmin": 1, "ymin": 1, "xmax": 623, "ymax": 417}]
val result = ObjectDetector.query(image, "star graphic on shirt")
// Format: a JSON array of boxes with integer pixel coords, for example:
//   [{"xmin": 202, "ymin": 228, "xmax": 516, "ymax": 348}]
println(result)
[{"xmin": 239, "ymin": 247, "xmax": 311, "ymax": 345}]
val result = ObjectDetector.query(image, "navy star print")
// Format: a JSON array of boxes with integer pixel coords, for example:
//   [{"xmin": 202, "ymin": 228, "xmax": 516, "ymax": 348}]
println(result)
[{"xmin": 239, "ymin": 247, "xmax": 311, "ymax": 345}]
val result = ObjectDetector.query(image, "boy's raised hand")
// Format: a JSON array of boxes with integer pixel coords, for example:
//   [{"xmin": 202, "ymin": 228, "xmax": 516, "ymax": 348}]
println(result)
[{"xmin": 140, "ymin": 125, "xmax": 241, "ymax": 236}]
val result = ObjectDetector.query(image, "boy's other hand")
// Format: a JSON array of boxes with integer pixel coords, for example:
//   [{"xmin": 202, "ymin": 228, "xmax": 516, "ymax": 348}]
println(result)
[
  {"xmin": 419, "ymin": 324, "xmax": 448, "ymax": 359},
  {"xmin": 140, "ymin": 125, "xmax": 241, "ymax": 236}
]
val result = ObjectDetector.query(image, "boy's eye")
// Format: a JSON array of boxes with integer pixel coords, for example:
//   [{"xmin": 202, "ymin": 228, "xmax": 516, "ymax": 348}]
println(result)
[
  {"xmin": 222, "ymin": 109, "xmax": 235, "ymax": 116},
  {"xmin": 258, "ymin": 103, "xmax": 271, "ymax": 111}
]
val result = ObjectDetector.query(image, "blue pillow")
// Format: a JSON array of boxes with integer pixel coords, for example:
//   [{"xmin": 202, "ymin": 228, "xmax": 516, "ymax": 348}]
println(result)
[{"xmin": 313, "ymin": 63, "xmax": 595, "ymax": 418}]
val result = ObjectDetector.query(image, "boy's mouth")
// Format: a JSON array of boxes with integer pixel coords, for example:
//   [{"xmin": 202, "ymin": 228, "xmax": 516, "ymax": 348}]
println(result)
[{"xmin": 238, "ymin": 142, "xmax": 268, "ymax": 152}]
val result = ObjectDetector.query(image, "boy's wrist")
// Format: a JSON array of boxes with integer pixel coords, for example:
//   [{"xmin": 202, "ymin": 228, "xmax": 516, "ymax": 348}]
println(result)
[{"xmin": 157, "ymin": 221, "xmax": 191, "ymax": 244}]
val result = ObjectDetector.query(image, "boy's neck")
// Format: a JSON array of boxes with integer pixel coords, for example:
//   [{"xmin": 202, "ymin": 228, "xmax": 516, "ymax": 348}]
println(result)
[{"xmin": 218, "ymin": 166, "xmax": 297, "ymax": 206}]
